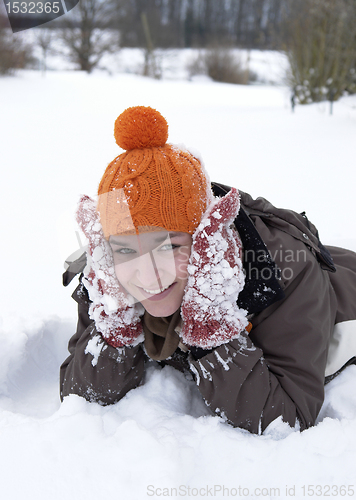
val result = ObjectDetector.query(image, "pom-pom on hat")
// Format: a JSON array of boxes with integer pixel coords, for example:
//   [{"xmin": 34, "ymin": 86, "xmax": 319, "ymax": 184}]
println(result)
[
  {"xmin": 97, "ymin": 106, "xmax": 212, "ymax": 238},
  {"xmin": 114, "ymin": 106, "xmax": 168, "ymax": 150}
]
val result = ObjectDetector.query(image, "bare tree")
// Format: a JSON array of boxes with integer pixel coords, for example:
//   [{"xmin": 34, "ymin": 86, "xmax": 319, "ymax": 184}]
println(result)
[
  {"xmin": 141, "ymin": 12, "xmax": 161, "ymax": 78},
  {"xmin": 34, "ymin": 28, "xmax": 54, "ymax": 75},
  {"xmin": 59, "ymin": 0, "xmax": 118, "ymax": 73},
  {"xmin": 283, "ymin": 0, "xmax": 356, "ymax": 103},
  {"xmin": 0, "ymin": 7, "xmax": 34, "ymax": 75}
]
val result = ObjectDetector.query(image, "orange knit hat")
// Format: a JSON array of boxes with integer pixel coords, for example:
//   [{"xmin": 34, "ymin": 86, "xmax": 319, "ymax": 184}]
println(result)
[{"xmin": 97, "ymin": 106, "xmax": 212, "ymax": 238}]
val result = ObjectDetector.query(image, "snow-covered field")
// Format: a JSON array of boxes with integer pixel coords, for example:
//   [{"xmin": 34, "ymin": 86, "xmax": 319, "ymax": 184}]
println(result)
[{"xmin": 0, "ymin": 50, "xmax": 356, "ymax": 500}]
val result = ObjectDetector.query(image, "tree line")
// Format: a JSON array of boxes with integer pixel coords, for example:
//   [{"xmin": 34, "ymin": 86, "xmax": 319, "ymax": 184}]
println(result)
[
  {"xmin": 111, "ymin": 0, "xmax": 285, "ymax": 49},
  {"xmin": 1, "ymin": 0, "xmax": 356, "ymax": 104}
]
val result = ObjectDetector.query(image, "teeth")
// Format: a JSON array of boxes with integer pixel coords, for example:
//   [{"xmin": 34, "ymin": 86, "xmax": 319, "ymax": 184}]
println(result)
[{"xmin": 142, "ymin": 284, "xmax": 171, "ymax": 295}]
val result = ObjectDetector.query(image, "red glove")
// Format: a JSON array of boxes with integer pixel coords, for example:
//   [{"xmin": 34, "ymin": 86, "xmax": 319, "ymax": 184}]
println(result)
[
  {"xmin": 181, "ymin": 188, "xmax": 249, "ymax": 349},
  {"xmin": 76, "ymin": 195, "xmax": 144, "ymax": 348}
]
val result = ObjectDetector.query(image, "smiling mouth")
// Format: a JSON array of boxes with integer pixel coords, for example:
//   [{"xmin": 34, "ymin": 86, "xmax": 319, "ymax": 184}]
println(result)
[{"xmin": 141, "ymin": 284, "xmax": 172, "ymax": 295}]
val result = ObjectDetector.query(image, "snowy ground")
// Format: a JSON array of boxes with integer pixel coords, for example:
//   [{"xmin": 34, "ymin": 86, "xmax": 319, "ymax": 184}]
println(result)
[{"xmin": 0, "ymin": 50, "xmax": 356, "ymax": 500}]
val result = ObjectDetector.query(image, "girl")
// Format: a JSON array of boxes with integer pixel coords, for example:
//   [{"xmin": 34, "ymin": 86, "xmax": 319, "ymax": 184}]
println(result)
[{"xmin": 61, "ymin": 106, "xmax": 356, "ymax": 433}]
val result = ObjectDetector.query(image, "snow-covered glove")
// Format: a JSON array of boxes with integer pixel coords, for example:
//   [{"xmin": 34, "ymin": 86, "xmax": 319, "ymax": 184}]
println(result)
[
  {"xmin": 76, "ymin": 195, "xmax": 144, "ymax": 348},
  {"xmin": 181, "ymin": 188, "xmax": 249, "ymax": 349}
]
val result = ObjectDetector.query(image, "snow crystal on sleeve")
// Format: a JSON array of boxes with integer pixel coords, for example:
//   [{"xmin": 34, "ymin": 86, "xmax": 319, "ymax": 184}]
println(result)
[{"xmin": 85, "ymin": 334, "xmax": 107, "ymax": 367}]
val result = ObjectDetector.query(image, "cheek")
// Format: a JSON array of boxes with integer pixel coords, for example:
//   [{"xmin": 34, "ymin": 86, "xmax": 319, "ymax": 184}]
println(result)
[
  {"xmin": 175, "ymin": 248, "xmax": 191, "ymax": 281},
  {"xmin": 114, "ymin": 264, "xmax": 132, "ymax": 286}
]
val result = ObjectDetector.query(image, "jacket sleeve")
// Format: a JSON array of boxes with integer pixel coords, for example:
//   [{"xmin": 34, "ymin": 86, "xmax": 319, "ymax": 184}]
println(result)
[
  {"xmin": 188, "ymin": 223, "xmax": 337, "ymax": 433},
  {"xmin": 60, "ymin": 278, "xmax": 146, "ymax": 405}
]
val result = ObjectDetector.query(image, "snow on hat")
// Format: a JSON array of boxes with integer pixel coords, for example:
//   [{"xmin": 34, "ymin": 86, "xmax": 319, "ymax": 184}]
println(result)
[{"xmin": 97, "ymin": 106, "xmax": 212, "ymax": 238}]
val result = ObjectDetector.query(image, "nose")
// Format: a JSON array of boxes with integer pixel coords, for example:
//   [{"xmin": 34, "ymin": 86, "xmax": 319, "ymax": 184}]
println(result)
[{"xmin": 133, "ymin": 252, "xmax": 163, "ymax": 289}]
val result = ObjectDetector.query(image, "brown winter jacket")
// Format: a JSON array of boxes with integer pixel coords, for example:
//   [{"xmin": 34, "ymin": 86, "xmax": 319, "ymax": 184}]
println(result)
[{"xmin": 60, "ymin": 183, "xmax": 356, "ymax": 433}]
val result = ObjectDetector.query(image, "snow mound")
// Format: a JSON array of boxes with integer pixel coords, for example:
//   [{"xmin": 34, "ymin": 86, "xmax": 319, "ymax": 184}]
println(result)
[{"xmin": 0, "ymin": 318, "xmax": 356, "ymax": 499}]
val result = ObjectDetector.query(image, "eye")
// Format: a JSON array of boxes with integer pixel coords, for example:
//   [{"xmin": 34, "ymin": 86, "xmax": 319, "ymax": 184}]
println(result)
[
  {"xmin": 114, "ymin": 247, "xmax": 136, "ymax": 255},
  {"xmin": 159, "ymin": 243, "xmax": 179, "ymax": 251}
]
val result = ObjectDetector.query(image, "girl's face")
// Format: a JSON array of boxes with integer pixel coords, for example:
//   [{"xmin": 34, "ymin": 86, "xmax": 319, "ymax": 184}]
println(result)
[{"xmin": 109, "ymin": 229, "xmax": 192, "ymax": 317}]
